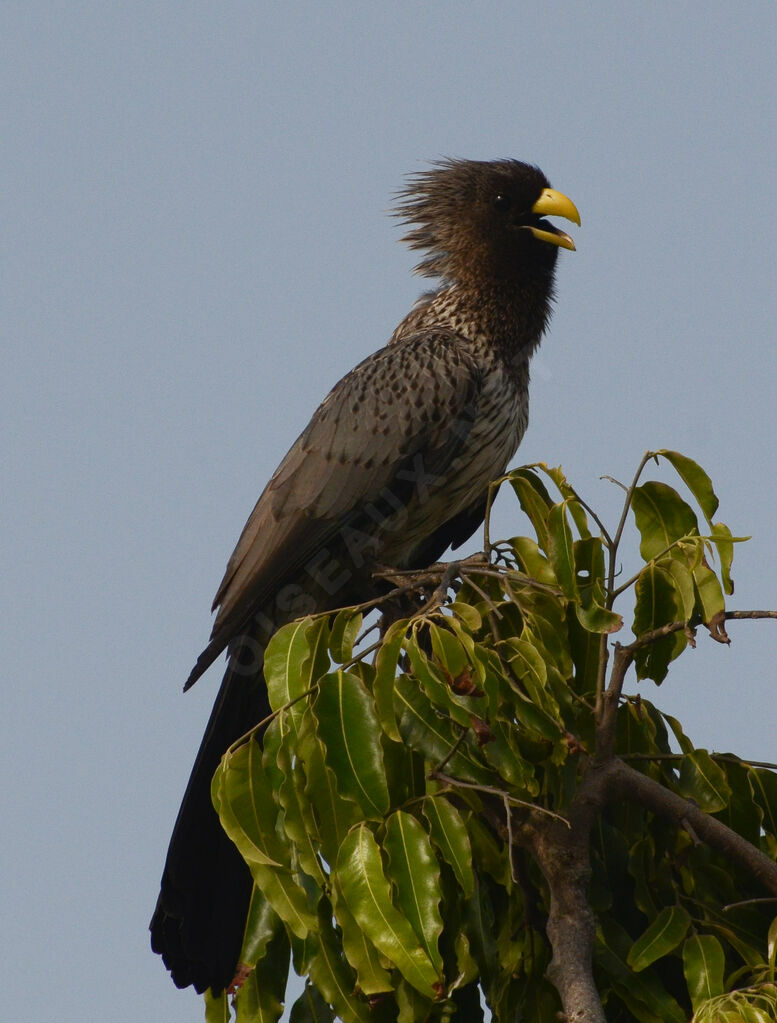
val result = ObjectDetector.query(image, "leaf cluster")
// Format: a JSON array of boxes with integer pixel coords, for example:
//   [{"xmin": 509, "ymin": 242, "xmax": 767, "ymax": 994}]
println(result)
[{"xmin": 207, "ymin": 452, "xmax": 777, "ymax": 1023}]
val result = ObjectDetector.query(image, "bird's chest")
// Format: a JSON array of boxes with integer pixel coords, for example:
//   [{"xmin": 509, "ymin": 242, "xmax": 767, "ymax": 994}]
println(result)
[{"xmin": 378, "ymin": 361, "xmax": 529, "ymax": 564}]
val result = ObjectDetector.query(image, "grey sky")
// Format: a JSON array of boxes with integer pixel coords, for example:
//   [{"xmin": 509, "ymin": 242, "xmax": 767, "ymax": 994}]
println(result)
[{"xmin": 4, "ymin": 4, "xmax": 776, "ymax": 1020}]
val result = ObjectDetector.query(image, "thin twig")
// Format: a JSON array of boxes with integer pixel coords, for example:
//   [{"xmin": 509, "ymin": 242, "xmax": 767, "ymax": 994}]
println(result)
[
  {"xmin": 432, "ymin": 727, "xmax": 469, "ymax": 774},
  {"xmin": 458, "ymin": 570, "xmax": 504, "ymax": 620},
  {"xmin": 607, "ymin": 449, "xmax": 655, "ymax": 596},
  {"xmin": 575, "ymin": 494, "xmax": 613, "ymax": 546},
  {"xmin": 430, "ymin": 771, "xmax": 571, "ymax": 827},
  {"xmin": 723, "ymin": 898, "xmax": 777, "ymax": 911},
  {"xmin": 621, "ymin": 753, "xmax": 777, "ymax": 771}
]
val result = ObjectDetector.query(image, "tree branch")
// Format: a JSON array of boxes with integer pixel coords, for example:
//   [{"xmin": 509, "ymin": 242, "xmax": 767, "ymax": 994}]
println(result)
[
  {"xmin": 520, "ymin": 769, "xmax": 609, "ymax": 1023},
  {"xmin": 605, "ymin": 758, "xmax": 777, "ymax": 895}
]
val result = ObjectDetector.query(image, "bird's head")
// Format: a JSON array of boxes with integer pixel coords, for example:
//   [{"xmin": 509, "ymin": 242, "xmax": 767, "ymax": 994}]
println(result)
[{"xmin": 395, "ymin": 158, "xmax": 580, "ymax": 285}]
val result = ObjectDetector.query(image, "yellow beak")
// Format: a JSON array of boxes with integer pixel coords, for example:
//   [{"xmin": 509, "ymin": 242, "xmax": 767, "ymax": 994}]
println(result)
[{"xmin": 528, "ymin": 188, "xmax": 581, "ymax": 251}]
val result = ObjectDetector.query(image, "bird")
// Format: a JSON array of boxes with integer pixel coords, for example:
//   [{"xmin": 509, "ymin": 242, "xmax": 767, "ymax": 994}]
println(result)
[{"xmin": 150, "ymin": 158, "xmax": 579, "ymax": 995}]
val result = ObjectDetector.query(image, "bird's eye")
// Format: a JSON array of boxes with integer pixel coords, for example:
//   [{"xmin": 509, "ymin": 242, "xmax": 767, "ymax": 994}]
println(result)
[{"xmin": 493, "ymin": 194, "xmax": 512, "ymax": 212}]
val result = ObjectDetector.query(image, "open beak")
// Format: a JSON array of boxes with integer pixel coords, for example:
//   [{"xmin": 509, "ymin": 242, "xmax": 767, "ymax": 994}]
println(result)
[{"xmin": 527, "ymin": 188, "xmax": 581, "ymax": 251}]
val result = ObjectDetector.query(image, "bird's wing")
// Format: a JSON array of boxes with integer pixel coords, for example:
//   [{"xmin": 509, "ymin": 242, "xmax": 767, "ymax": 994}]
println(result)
[{"xmin": 209, "ymin": 329, "xmax": 483, "ymax": 638}]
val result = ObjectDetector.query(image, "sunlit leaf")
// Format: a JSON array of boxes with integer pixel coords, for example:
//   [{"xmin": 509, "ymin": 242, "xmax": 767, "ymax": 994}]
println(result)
[
  {"xmin": 331, "ymin": 883, "xmax": 393, "ymax": 996},
  {"xmin": 422, "ymin": 795, "xmax": 475, "ymax": 898},
  {"xmin": 709, "ymin": 521, "xmax": 737, "ymax": 596},
  {"xmin": 307, "ymin": 900, "xmax": 372, "ymax": 1023},
  {"xmin": 313, "ymin": 670, "xmax": 390, "ymax": 818},
  {"xmin": 372, "ymin": 618, "xmax": 407, "ymax": 742},
  {"xmin": 297, "ymin": 709, "xmax": 361, "ymax": 864},
  {"xmin": 547, "ymin": 501, "xmax": 577, "ymax": 599},
  {"xmin": 572, "ymin": 536, "xmax": 623, "ymax": 634},
  {"xmin": 336, "ymin": 824, "xmax": 442, "ymax": 997},
  {"xmin": 508, "ymin": 469, "xmax": 554, "ymax": 552},
  {"xmin": 692, "ymin": 563, "xmax": 725, "ymax": 623},
  {"xmin": 429, "ymin": 622, "xmax": 469, "ymax": 679},
  {"xmin": 450, "ymin": 599, "xmax": 482, "ymax": 632},
  {"xmin": 329, "ymin": 609, "xmax": 363, "ymax": 663},
  {"xmin": 509, "ymin": 536, "xmax": 557, "ymax": 586},
  {"xmin": 265, "ymin": 617, "xmax": 331, "ymax": 739},
  {"xmin": 383, "ymin": 811, "xmax": 444, "ymax": 974},
  {"xmin": 631, "ymin": 481, "xmax": 699, "ymax": 561},
  {"xmin": 656, "ymin": 450, "xmax": 719, "ymax": 523},
  {"xmin": 665, "ymin": 560, "xmax": 697, "ymax": 620}
]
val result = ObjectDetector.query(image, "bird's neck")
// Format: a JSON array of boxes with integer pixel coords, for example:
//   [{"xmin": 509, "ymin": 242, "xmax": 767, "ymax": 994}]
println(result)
[{"xmin": 391, "ymin": 273, "xmax": 555, "ymax": 369}]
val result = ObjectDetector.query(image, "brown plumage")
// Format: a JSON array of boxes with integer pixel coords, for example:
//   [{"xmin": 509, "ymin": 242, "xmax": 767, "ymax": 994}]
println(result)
[{"xmin": 150, "ymin": 158, "xmax": 579, "ymax": 994}]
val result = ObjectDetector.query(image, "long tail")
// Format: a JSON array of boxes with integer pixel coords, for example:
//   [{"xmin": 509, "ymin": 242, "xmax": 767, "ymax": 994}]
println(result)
[{"xmin": 150, "ymin": 638, "xmax": 270, "ymax": 994}]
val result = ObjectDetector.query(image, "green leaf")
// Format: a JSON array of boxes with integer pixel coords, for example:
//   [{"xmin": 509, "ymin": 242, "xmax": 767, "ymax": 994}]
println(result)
[
  {"xmin": 239, "ymin": 887, "xmax": 285, "ymax": 972},
  {"xmin": 331, "ymin": 883, "xmax": 393, "ymax": 996},
  {"xmin": 547, "ymin": 501, "xmax": 577, "ymax": 599},
  {"xmin": 450, "ymin": 599, "xmax": 482, "ymax": 632},
  {"xmin": 677, "ymin": 750, "xmax": 732, "ymax": 812},
  {"xmin": 393, "ymin": 674, "xmax": 492, "ymax": 784},
  {"xmin": 662, "ymin": 712, "xmax": 694, "ymax": 754},
  {"xmin": 204, "ymin": 989, "xmax": 230, "ymax": 1023},
  {"xmin": 665, "ymin": 560, "xmax": 697, "ymax": 620},
  {"xmin": 234, "ymin": 922, "xmax": 290, "ymax": 1023},
  {"xmin": 508, "ymin": 469, "xmax": 554, "ymax": 551},
  {"xmin": 265, "ymin": 616, "xmax": 331, "ymax": 737},
  {"xmin": 633, "ymin": 564, "xmax": 683, "ymax": 684},
  {"xmin": 273, "ymin": 723, "xmax": 327, "ymax": 882},
  {"xmin": 573, "ymin": 535, "xmax": 623, "ymax": 634},
  {"xmin": 462, "ymin": 875, "xmax": 499, "ymax": 1000},
  {"xmin": 509, "ymin": 536, "xmax": 557, "ymax": 586},
  {"xmin": 502, "ymin": 638, "xmax": 550, "ymax": 706},
  {"xmin": 313, "ymin": 670, "xmax": 390, "ymax": 818},
  {"xmin": 336, "ymin": 824, "xmax": 442, "ymax": 997},
  {"xmin": 540, "ymin": 465, "xmax": 591, "ymax": 537},
  {"xmin": 422, "ymin": 796, "xmax": 475, "ymax": 898},
  {"xmin": 656, "ymin": 450, "xmax": 719, "ymax": 523},
  {"xmin": 512, "ymin": 692, "xmax": 564, "ymax": 742},
  {"xmin": 627, "ymin": 905, "xmax": 691, "ymax": 971},
  {"xmin": 297, "ymin": 709, "xmax": 361, "ymax": 864},
  {"xmin": 383, "ymin": 811, "xmax": 444, "ymax": 974},
  {"xmin": 308, "ymin": 901, "xmax": 372, "ymax": 1023},
  {"xmin": 631, "ymin": 481, "xmax": 699, "ymax": 561},
  {"xmin": 596, "ymin": 918, "xmax": 686, "ymax": 1023},
  {"xmin": 769, "ymin": 914, "xmax": 777, "ymax": 970},
  {"xmin": 396, "ymin": 980, "xmax": 434, "ymax": 1023},
  {"xmin": 709, "ymin": 521, "xmax": 737, "ymax": 595},
  {"xmin": 212, "ymin": 739, "xmax": 286, "ymax": 869},
  {"xmin": 406, "ymin": 630, "xmax": 476, "ymax": 728},
  {"xmin": 329, "ymin": 609, "xmax": 363, "ymax": 663},
  {"xmin": 481, "ymin": 719, "xmax": 536, "ymax": 788},
  {"xmin": 692, "ymin": 562, "xmax": 725, "ymax": 623},
  {"xmin": 715, "ymin": 758, "xmax": 762, "ymax": 843},
  {"xmin": 749, "ymin": 768, "xmax": 777, "ymax": 843},
  {"xmin": 683, "ymin": 933, "xmax": 725, "ymax": 1011},
  {"xmin": 289, "ymin": 983, "xmax": 335, "ymax": 1023},
  {"xmin": 429, "ymin": 622, "xmax": 469, "ymax": 679},
  {"xmin": 372, "ymin": 618, "xmax": 407, "ymax": 742},
  {"xmin": 211, "ymin": 742, "xmax": 316, "ymax": 935}
]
